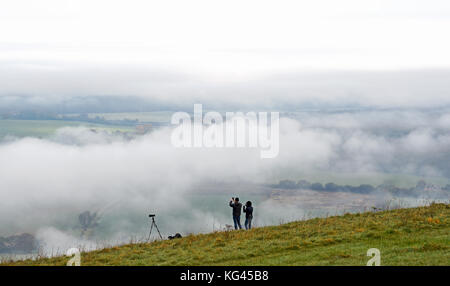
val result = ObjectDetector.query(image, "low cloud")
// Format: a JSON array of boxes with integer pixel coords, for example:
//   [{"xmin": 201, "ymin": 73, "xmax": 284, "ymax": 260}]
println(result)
[
  {"xmin": 1, "ymin": 110, "xmax": 449, "ymax": 255},
  {"xmin": 1, "ymin": 69, "xmax": 450, "ymax": 111}
]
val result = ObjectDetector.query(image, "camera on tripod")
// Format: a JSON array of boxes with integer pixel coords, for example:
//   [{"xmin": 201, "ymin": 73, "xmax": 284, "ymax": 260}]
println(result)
[{"xmin": 147, "ymin": 213, "xmax": 162, "ymax": 240}]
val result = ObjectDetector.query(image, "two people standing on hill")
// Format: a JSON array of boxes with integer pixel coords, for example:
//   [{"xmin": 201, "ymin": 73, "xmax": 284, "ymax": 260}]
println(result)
[{"xmin": 229, "ymin": 197, "xmax": 253, "ymax": 230}]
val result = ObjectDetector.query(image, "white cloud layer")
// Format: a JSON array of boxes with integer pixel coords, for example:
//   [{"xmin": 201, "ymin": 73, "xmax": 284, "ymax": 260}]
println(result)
[{"xmin": 1, "ymin": 111, "xmax": 449, "ymax": 254}]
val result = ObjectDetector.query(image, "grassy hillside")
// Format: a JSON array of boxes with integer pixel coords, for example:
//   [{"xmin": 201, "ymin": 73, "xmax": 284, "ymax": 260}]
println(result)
[{"xmin": 4, "ymin": 203, "xmax": 449, "ymax": 266}]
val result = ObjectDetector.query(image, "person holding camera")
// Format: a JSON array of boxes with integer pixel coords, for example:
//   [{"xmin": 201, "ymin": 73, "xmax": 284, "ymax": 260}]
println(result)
[
  {"xmin": 229, "ymin": 197, "xmax": 242, "ymax": 230},
  {"xmin": 243, "ymin": 201, "xmax": 253, "ymax": 230}
]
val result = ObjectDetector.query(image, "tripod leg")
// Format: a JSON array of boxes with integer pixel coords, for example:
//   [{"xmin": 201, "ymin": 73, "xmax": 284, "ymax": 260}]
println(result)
[
  {"xmin": 154, "ymin": 221, "xmax": 163, "ymax": 240},
  {"xmin": 147, "ymin": 222, "xmax": 154, "ymax": 241}
]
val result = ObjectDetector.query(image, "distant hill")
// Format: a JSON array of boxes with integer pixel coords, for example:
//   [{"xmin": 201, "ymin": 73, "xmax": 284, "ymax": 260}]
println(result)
[{"xmin": 3, "ymin": 203, "xmax": 449, "ymax": 266}]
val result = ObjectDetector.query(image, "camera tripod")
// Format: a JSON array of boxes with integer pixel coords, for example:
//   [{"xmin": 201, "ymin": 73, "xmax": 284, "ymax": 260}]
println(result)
[{"xmin": 147, "ymin": 215, "xmax": 163, "ymax": 240}]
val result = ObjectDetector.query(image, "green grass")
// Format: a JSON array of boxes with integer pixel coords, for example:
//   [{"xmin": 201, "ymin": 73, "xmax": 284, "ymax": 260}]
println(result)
[
  {"xmin": 0, "ymin": 120, "xmax": 135, "ymax": 138},
  {"xmin": 3, "ymin": 203, "xmax": 449, "ymax": 266},
  {"xmin": 86, "ymin": 111, "xmax": 173, "ymax": 123}
]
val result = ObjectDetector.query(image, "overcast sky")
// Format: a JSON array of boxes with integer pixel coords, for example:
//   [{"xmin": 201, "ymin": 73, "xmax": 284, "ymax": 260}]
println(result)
[
  {"xmin": 1, "ymin": 0, "xmax": 450, "ymax": 75},
  {"xmin": 1, "ymin": 1, "xmax": 450, "ymax": 107}
]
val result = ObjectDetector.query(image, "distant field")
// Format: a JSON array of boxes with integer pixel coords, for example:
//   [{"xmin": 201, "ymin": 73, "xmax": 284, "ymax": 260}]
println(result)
[
  {"xmin": 85, "ymin": 111, "xmax": 173, "ymax": 123},
  {"xmin": 4, "ymin": 203, "xmax": 449, "ymax": 266},
  {"xmin": 0, "ymin": 120, "xmax": 135, "ymax": 138},
  {"xmin": 267, "ymin": 171, "xmax": 450, "ymax": 189}
]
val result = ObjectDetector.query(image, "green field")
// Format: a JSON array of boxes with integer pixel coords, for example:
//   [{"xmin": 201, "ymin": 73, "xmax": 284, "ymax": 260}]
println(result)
[
  {"xmin": 4, "ymin": 203, "xmax": 449, "ymax": 266},
  {"xmin": 85, "ymin": 111, "xmax": 173, "ymax": 123},
  {"xmin": 0, "ymin": 120, "xmax": 135, "ymax": 138},
  {"xmin": 270, "ymin": 171, "xmax": 450, "ymax": 189}
]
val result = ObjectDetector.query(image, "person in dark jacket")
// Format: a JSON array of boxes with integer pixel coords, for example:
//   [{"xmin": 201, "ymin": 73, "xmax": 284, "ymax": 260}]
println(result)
[
  {"xmin": 229, "ymin": 197, "xmax": 242, "ymax": 230},
  {"xmin": 243, "ymin": 201, "xmax": 253, "ymax": 230}
]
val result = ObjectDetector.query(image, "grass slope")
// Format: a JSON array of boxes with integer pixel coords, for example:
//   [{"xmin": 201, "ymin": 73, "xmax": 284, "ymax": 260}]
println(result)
[{"xmin": 4, "ymin": 203, "xmax": 449, "ymax": 266}]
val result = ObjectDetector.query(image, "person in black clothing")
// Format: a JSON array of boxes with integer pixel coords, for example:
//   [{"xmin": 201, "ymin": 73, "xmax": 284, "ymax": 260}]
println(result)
[
  {"xmin": 243, "ymin": 201, "xmax": 253, "ymax": 230},
  {"xmin": 229, "ymin": 197, "xmax": 242, "ymax": 230}
]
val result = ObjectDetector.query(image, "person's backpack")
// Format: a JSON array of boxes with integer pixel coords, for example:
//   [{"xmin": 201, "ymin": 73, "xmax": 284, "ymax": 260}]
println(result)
[{"xmin": 168, "ymin": 233, "xmax": 182, "ymax": 240}]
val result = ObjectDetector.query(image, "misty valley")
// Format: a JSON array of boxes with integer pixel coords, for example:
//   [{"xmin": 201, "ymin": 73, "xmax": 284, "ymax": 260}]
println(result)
[
  {"xmin": 1, "ymin": 178, "xmax": 448, "ymax": 260},
  {"xmin": 1, "ymin": 105, "xmax": 450, "ymax": 262},
  {"xmin": 2, "ymin": 0, "xmax": 450, "ymax": 273}
]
